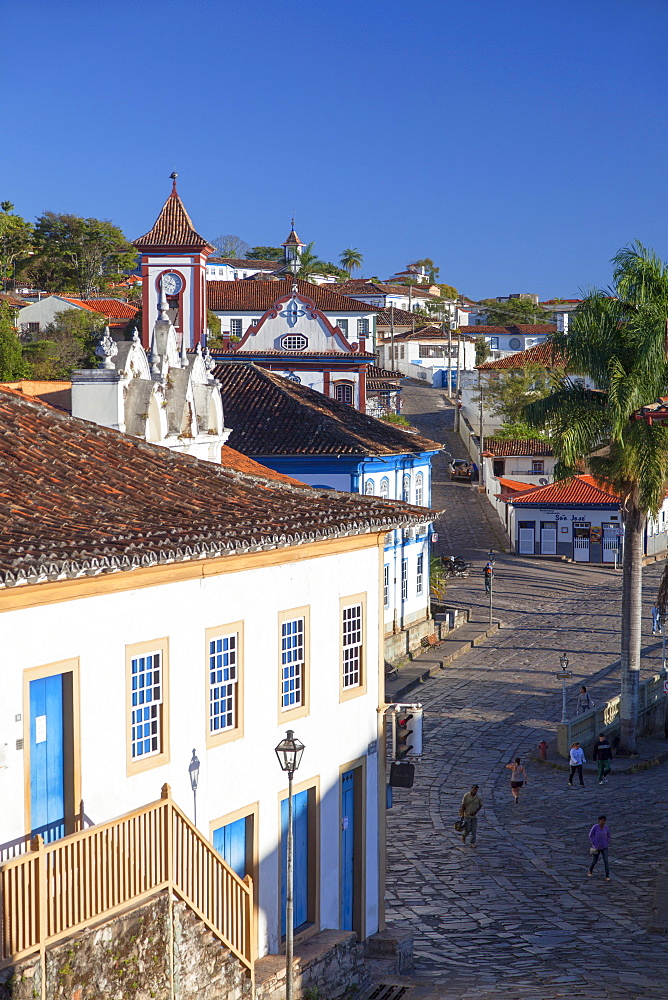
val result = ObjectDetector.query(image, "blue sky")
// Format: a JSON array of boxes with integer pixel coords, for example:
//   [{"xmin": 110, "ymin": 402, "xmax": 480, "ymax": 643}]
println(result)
[{"xmin": 3, "ymin": 0, "xmax": 667, "ymax": 300}]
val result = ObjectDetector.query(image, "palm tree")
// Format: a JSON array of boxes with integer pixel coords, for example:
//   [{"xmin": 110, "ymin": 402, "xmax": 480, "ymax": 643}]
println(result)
[
  {"xmin": 524, "ymin": 243, "xmax": 668, "ymax": 753},
  {"xmin": 340, "ymin": 248, "xmax": 363, "ymax": 278},
  {"xmin": 294, "ymin": 242, "xmax": 327, "ymax": 284}
]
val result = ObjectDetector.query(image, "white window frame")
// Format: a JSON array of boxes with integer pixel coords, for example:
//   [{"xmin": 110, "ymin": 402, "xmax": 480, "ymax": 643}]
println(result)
[
  {"xmin": 416, "ymin": 553, "xmax": 424, "ymax": 596},
  {"xmin": 342, "ymin": 603, "xmax": 363, "ymax": 690},
  {"xmin": 383, "ymin": 565, "xmax": 390, "ymax": 608},
  {"xmin": 415, "ymin": 472, "xmax": 424, "ymax": 506},
  {"xmin": 337, "ymin": 319, "xmax": 349, "ymax": 336},
  {"xmin": 401, "ymin": 559, "xmax": 408, "ymax": 601},
  {"xmin": 402, "ymin": 474, "xmax": 410, "ymax": 502},
  {"xmin": 281, "ymin": 334, "xmax": 308, "ymax": 351},
  {"xmin": 208, "ymin": 633, "xmax": 238, "ymax": 735},
  {"xmin": 130, "ymin": 650, "xmax": 163, "ymax": 761},
  {"xmin": 380, "ymin": 477, "xmax": 390, "ymax": 499},
  {"xmin": 281, "ymin": 617, "xmax": 305, "ymax": 710},
  {"xmin": 365, "ymin": 479, "xmax": 374, "ymax": 495},
  {"xmin": 230, "ymin": 318, "xmax": 243, "ymax": 337}
]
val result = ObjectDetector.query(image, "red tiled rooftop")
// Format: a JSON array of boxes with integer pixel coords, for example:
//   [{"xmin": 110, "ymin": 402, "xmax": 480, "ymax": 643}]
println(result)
[
  {"xmin": 220, "ymin": 446, "xmax": 305, "ymax": 486},
  {"xmin": 134, "ymin": 187, "xmax": 213, "ymax": 251},
  {"xmin": 477, "ymin": 339, "xmax": 564, "ymax": 371},
  {"xmin": 60, "ymin": 297, "xmax": 139, "ymax": 321},
  {"xmin": 510, "ymin": 475, "xmax": 619, "ymax": 506},
  {"xmin": 483, "ymin": 438, "xmax": 554, "ymax": 457},
  {"xmin": 0, "ymin": 389, "xmax": 429, "ymax": 588},
  {"xmin": 208, "ymin": 257, "xmax": 279, "ymax": 269},
  {"xmin": 497, "ymin": 477, "xmax": 536, "ymax": 493},
  {"xmin": 207, "ymin": 278, "xmax": 380, "ymax": 314},
  {"xmin": 376, "ymin": 306, "xmax": 429, "ymax": 326}
]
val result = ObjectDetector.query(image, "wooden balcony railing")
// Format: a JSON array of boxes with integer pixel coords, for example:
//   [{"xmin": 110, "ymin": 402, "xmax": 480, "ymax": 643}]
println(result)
[{"xmin": 0, "ymin": 784, "xmax": 253, "ymax": 973}]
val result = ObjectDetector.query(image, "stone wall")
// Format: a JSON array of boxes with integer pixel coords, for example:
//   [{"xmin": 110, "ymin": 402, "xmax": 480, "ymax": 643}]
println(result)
[
  {"xmin": 0, "ymin": 893, "xmax": 252, "ymax": 1000},
  {"xmin": 255, "ymin": 930, "xmax": 370, "ymax": 1000}
]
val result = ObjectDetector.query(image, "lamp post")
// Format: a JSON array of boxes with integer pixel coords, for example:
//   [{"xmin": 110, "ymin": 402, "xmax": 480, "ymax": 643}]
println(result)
[
  {"xmin": 275, "ymin": 730, "xmax": 305, "ymax": 1000},
  {"xmin": 556, "ymin": 653, "xmax": 573, "ymax": 723},
  {"xmin": 188, "ymin": 748, "xmax": 200, "ymax": 826}
]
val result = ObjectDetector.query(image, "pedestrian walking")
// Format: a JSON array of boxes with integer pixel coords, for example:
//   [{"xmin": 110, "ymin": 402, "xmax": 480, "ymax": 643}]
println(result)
[
  {"xmin": 483, "ymin": 561, "xmax": 493, "ymax": 594},
  {"xmin": 587, "ymin": 815, "xmax": 611, "ymax": 880},
  {"xmin": 568, "ymin": 742, "xmax": 586, "ymax": 787},
  {"xmin": 505, "ymin": 757, "xmax": 527, "ymax": 804},
  {"xmin": 651, "ymin": 605, "xmax": 663, "ymax": 636},
  {"xmin": 576, "ymin": 685, "xmax": 594, "ymax": 715},
  {"xmin": 459, "ymin": 784, "xmax": 483, "ymax": 847},
  {"xmin": 593, "ymin": 732, "xmax": 612, "ymax": 784}
]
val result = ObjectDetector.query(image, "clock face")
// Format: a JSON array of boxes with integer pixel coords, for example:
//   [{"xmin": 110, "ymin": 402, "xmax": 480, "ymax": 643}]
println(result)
[{"xmin": 161, "ymin": 272, "xmax": 183, "ymax": 296}]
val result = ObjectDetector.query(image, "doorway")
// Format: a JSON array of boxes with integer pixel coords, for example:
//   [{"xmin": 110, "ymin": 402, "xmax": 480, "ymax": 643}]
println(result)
[
  {"xmin": 540, "ymin": 522, "xmax": 557, "ymax": 555},
  {"xmin": 518, "ymin": 521, "xmax": 535, "ymax": 555},
  {"xmin": 602, "ymin": 523, "xmax": 620, "ymax": 564},
  {"xmin": 213, "ymin": 814, "xmax": 254, "ymax": 880},
  {"xmin": 28, "ymin": 669, "xmax": 76, "ymax": 842},
  {"xmin": 573, "ymin": 524, "xmax": 591, "ymax": 562},
  {"xmin": 340, "ymin": 766, "xmax": 364, "ymax": 937}
]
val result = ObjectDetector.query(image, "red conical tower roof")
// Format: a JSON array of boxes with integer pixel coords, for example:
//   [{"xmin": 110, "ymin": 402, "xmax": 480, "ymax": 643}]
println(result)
[{"xmin": 134, "ymin": 175, "xmax": 213, "ymax": 251}]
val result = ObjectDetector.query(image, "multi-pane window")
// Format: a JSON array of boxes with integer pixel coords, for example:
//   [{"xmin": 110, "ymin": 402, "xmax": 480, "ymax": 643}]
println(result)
[
  {"xmin": 281, "ymin": 618, "xmax": 305, "ymax": 709},
  {"xmin": 209, "ymin": 634, "xmax": 238, "ymax": 734},
  {"xmin": 337, "ymin": 319, "xmax": 349, "ymax": 336},
  {"xmin": 342, "ymin": 604, "xmax": 363, "ymax": 689},
  {"xmin": 230, "ymin": 319, "xmax": 243, "ymax": 338},
  {"xmin": 281, "ymin": 334, "xmax": 308, "ymax": 351},
  {"xmin": 415, "ymin": 472, "xmax": 424, "ymax": 507},
  {"xmin": 416, "ymin": 554, "xmax": 424, "ymax": 595},
  {"xmin": 365, "ymin": 479, "xmax": 374, "ymax": 495},
  {"xmin": 383, "ymin": 565, "xmax": 390, "ymax": 608},
  {"xmin": 402, "ymin": 474, "xmax": 410, "ymax": 502},
  {"xmin": 357, "ymin": 318, "xmax": 369, "ymax": 337},
  {"xmin": 131, "ymin": 652, "xmax": 162, "ymax": 759},
  {"xmin": 335, "ymin": 382, "xmax": 353, "ymax": 404},
  {"xmin": 380, "ymin": 477, "xmax": 390, "ymax": 499},
  {"xmin": 402, "ymin": 560, "xmax": 408, "ymax": 600}
]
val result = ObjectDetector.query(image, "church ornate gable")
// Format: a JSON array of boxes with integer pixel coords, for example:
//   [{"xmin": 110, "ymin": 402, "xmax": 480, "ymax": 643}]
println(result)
[{"xmin": 235, "ymin": 289, "xmax": 357, "ymax": 355}]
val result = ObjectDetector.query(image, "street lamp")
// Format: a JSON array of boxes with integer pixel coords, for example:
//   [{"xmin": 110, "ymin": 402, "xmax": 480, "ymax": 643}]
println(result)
[
  {"xmin": 275, "ymin": 730, "xmax": 305, "ymax": 1000},
  {"xmin": 557, "ymin": 653, "xmax": 573, "ymax": 723},
  {"xmin": 188, "ymin": 748, "xmax": 200, "ymax": 826}
]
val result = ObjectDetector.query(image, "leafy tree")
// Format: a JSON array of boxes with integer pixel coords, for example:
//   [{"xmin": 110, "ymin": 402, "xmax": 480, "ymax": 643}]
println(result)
[
  {"xmin": 0, "ymin": 206, "xmax": 34, "ymax": 287},
  {"xmin": 207, "ymin": 309, "xmax": 221, "ymax": 337},
  {"xmin": 293, "ymin": 242, "xmax": 334, "ymax": 283},
  {"xmin": 340, "ymin": 248, "xmax": 364, "ymax": 277},
  {"xmin": 32, "ymin": 213, "xmax": 136, "ymax": 299},
  {"xmin": 380, "ymin": 412, "xmax": 411, "ymax": 427},
  {"xmin": 413, "ymin": 257, "xmax": 440, "ymax": 282},
  {"xmin": 479, "ymin": 364, "xmax": 555, "ymax": 425},
  {"xmin": 246, "ymin": 246, "xmax": 283, "ymax": 262},
  {"xmin": 476, "ymin": 297, "xmax": 544, "ymax": 326},
  {"xmin": 475, "ymin": 335, "xmax": 491, "ymax": 365},
  {"xmin": 0, "ymin": 303, "xmax": 27, "ymax": 379},
  {"xmin": 436, "ymin": 283, "xmax": 458, "ymax": 299},
  {"xmin": 494, "ymin": 422, "xmax": 549, "ymax": 441},
  {"xmin": 525, "ymin": 242, "xmax": 668, "ymax": 753},
  {"xmin": 25, "ymin": 308, "xmax": 104, "ymax": 378},
  {"xmin": 211, "ymin": 234, "xmax": 250, "ymax": 259}
]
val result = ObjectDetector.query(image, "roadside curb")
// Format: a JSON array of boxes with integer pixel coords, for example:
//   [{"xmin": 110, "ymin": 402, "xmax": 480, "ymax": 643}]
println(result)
[
  {"xmin": 529, "ymin": 746, "xmax": 668, "ymax": 774},
  {"xmin": 386, "ymin": 620, "xmax": 503, "ymax": 703}
]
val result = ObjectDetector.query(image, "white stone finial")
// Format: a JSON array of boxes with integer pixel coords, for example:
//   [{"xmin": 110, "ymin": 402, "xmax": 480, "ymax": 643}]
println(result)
[
  {"xmin": 132, "ymin": 326, "xmax": 140, "ymax": 345},
  {"xmin": 204, "ymin": 346, "xmax": 215, "ymax": 373},
  {"xmin": 158, "ymin": 279, "xmax": 170, "ymax": 321},
  {"xmin": 195, "ymin": 342, "xmax": 202, "ymax": 356},
  {"xmin": 180, "ymin": 334, "xmax": 188, "ymax": 369},
  {"xmin": 95, "ymin": 326, "xmax": 118, "ymax": 370}
]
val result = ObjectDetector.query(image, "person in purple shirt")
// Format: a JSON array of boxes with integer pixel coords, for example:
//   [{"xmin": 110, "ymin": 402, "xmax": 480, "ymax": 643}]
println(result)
[{"xmin": 587, "ymin": 815, "xmax": 611, "ymax": 880}]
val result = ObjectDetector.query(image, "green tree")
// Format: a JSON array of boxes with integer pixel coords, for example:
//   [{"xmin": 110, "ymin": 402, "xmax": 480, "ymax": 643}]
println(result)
[
  {"xmin": 207, "ymin": 309, "xmax": 221, "ymax": 338},
  {"xmin": 211, "ymin": 234, "xmax": 250, "ymax": 258},
  {"xmin": 294, "ymin": 242, "xmax": 331, "ymax": 283},
  {"xmin": 0, "ymin": 206, "xmax": 34, "ymax": 287},
  {"xmin": 32, "ymin": 212, "xmax": 136, "ymax": 299},
  {"xmin": 477, "ymin": 297, "xmax": 544, "ymax": 326},
  {"xmin": 246, "ymin": 246, "xmax": 283, "ymax": 262},
  {"xmin": 475, "ymin": 335, "xmax": 491, "ymax": 366},
  {"xmin": 340, "ymin": 248, "xmax": 364, "ymax": 278},
  {"xmin": 413, "ymin": 257, "xmax": 440, "ymax": 282},
  {"xmin": 25, "ymin": 308, "xmax": 104, "ymax": 378},
  {"xmin": 525, "ymin": 243, "xmax": 668, "ymax": 753},
  {"xmin": 479, "ymin": 364, "xmax": 555, "ymax": 425},
  {"xmin": 0, "ymin": 303, "xmax": 27, "ymax": 379}
]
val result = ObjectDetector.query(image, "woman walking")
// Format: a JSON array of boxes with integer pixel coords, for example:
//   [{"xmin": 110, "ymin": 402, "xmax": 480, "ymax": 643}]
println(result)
[
  {"xmin": 588, "ymin": 815, "xmax": 611, "ymax": 881},
  {"xmin": 505, "ymin": 757, "xmax": 527, "ymax": 803},
  {"xmin": 568, "ymin": 742, "xmax": 586, "ymax": 787}
]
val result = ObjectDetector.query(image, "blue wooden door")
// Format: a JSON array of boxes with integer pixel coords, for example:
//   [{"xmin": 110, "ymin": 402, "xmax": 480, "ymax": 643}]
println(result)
[
  {"xmin": 213, "ymin": 817, "xmax": 248, "ymax": 879},
  {"xmin": 281, "ymin": 789, "xmax": 308, "ymax": 936},
  {"xmin": 341, "ymin": 770, "xmax": 355, "ymax": 930},
  {"xmin": 29, "ymin": 675, "xmax": 65, "ymax": 842}
]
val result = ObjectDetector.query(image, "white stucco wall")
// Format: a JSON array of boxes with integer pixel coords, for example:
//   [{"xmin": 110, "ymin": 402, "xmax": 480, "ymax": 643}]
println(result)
[{"xmin": 0, "ymin": 542, "xmax": 384, "ymax": 956}]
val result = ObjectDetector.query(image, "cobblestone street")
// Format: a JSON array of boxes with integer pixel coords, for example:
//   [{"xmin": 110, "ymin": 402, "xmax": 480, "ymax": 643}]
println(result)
[{"xmin": 383, "ymin": 383, "xmax": 668, "ymax": 999}]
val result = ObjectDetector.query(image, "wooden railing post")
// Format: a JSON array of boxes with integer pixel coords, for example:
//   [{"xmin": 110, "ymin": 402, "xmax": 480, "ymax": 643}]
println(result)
[{"xmin": 30, "ymin": 835, "xmax": 47, "ymax": 1000}]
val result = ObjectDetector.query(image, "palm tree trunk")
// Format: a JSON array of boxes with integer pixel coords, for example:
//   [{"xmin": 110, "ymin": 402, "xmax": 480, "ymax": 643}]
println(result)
[{"xmin": 619, "ymin": 501, "xmax": 644, "ymax": 753}]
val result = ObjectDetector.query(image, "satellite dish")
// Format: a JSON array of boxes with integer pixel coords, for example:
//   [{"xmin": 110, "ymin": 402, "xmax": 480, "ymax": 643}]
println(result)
[{"xmin": 539, "ymin": 477, "xmax": 548, "ymax": 486}]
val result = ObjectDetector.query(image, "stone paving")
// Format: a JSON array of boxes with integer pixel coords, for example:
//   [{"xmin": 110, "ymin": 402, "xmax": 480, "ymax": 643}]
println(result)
[{"xmin": 382, "ymin": 383, "xmax": 668, "ymax": 999}]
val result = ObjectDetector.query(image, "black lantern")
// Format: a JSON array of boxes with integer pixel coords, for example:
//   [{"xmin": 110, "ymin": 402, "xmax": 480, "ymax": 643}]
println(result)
[
  {"xmin": 275, "ymin": 730, "xmax": 305, "ymax": 774},
  {"xmin": 559, "ymin": 652, "xmax": 569, "ymax": 671}
]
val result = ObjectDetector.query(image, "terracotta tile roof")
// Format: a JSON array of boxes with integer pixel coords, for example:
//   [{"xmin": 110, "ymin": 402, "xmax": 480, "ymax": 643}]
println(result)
[
  {"xmin": 0, "ymin": 380, "xmax": 72, "ymax": 412},
  {"xmin": 133, "ymin": 188, "xmax": 213, "ymax": 251},
  {"xmin": 510, "ymin": 475, "xmax": 620, "ymax": 506},
  {"xmin": 220, "ymin": 446, "xmax": 305, "ymax": 485},
  {"xmin": 483, "ymin": 438, "xmax": 554, "ymax": 457},
  {"xmin": 282, "ymin": 228, "xmax": 303, "ymax": 246},
  {"xmin": 367, "ymin": 365, "xmax": 404, "ymax": 391},
  {"xmin": 376, "ymin": 306, "xmax": 427, "ymax": 326},
  {"xmin": 0, "ymin": 292, "xmax": 31, "ymax": 307},
  {"xmin": 466, "ymin": 324, "xmax": 556, "ymax": 336},
  {"xmin": 213, "ymin": 351, "xmax": 377, "ymax": 360},
  {"xmin": 59, "ymin": 297, "xmax": 139, "ymax": 322},
  {"xmin": 477, "ymin": 339, "xmax": 564, "ymax": 371},
  {"xmin": 0, "ymin": 389, "xmax": 430, "ymax": 589},
  {"xmin": 497, "ymin": 477, "xmax": 536, "ymax": 493},
  {"xmin": 330, "ymin": 281, "xmax": 436, "ymax": 298},
  {"xmin": 212, "ymin": 362, "xmax": 442, "ymax": 457},
  {"xmin": 207, "ymin": 278, "xmax": 380, "ymax": 314},
  {"xmin": 208, "ymin": 257, "xmax": 279, "ymax": 269}
]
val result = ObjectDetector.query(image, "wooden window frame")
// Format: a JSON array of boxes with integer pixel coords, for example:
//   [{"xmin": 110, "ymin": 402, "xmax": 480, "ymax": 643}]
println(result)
[
  {"xmin": 339, "ymin": 593, "xmax": 367, "ymax": 702},
  {"xmin": 125, "ymin": 637, "xmax": 170, "ymax": 777},
  {"xmin": 277, "ymin": 606, "xmax": 310, "ymax": 724},
  {"xmin": 277, "ymin": 776, "xmax": 320, "ymax": 947},
  {"xmin": 205, "ymin": 622, "xmax": 245, "ymax": 749}
]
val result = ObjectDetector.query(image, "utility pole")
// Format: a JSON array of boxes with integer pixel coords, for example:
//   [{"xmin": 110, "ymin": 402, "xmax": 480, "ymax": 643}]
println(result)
[
  {"xmin": 455, "ymin": 332, "xmax": 461, "ymax": 433},
  {"xmin": 447, "ymin": 308, "xmax": 453, "ymax": 399},
  {"xmin": 390, "ymin": 302, "xmax": 395, "ymax": 369},
  {"xmin": 478, "ymin": 369, "xmax": 485, "ymax": 491}
]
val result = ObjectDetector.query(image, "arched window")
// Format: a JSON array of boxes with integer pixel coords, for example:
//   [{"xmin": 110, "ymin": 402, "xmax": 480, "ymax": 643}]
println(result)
[
  {"xmin": 402, "ymin": 474, "xmax": 410, "ymax": 502},
  {"xmin": 508, "ymin": 337, "xmax": 521, "ymax": 350},
  {"xmin": 415, "ymin": 472, "xmax": 424, "ymax": 506},
  {"xmin": 365, "ymin": 479, "xmax": 375, "ymax": 495},
  {"xmin": 281, "ymin": 334, "xmax": 308, "ymax": 351},
  {"xmin": 334, "ymin": 382, "xmax": 354, "ymax": 404},
  {"xmin": 380, "ymin": 477, "xmax": 389, "ymax": 499}
]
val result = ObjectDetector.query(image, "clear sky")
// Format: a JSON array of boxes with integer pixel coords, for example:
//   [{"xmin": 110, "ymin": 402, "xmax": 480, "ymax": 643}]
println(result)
[{"xmin": 3, "ymin": 0, "xmax": 667, "ymax": 300}]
